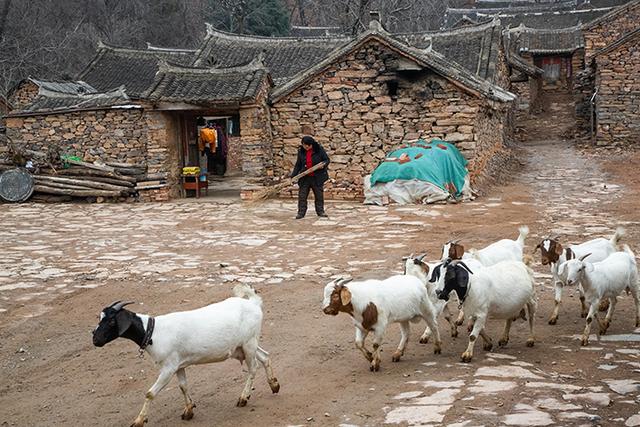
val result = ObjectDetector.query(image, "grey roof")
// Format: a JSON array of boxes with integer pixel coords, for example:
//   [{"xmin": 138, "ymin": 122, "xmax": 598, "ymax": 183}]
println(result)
[
  {"xmin": 271, "ymin": 28, "xmax": 516, "ymax": 104},
  {"xmin": 193, "ymin": 24, "xmax": 350, "ymax": 87},
  {"xmin": 78, "ymin": 41, "xmax": 196, "ymax": 99},
  {"xmin": 508, "ymin": 52, "xmax": 544, "ymax": 75},
  {"xmin": 393, "ymin": 20, "xmax": 503, "ymax": 83},
  {"xmin": 508, "ymin": 24, "xmax": 585, "ymax": 54},
  {"xmin": 28, "ymin": 79, "xmax": 96, "ymax": 95},
  {"xmin": 443, "ymin": 6, "xmax": 616, "ymax": 29},
  {"xmin": 581, "ymin": 0, "xmax": 640, "ymax": 28},
  {"xmin": 143, "ymin": 59, "xmax": 270, "ymax": 105},
  {"xmin": 289, "ymin": 26, "xmax": 344, "ymax": 37},
  {"xmin": 8, "ymin": 86, "xmax": 139, "ymax": 116}
]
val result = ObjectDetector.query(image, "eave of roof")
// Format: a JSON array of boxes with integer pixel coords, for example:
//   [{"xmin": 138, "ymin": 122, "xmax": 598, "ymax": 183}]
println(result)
[
  {"xmin": 270, "ymin": 28, "xmax": 515, "ymax": 104},
  {"xmin": 581, "ymin": 0, "xmax": 640, "ymax": 28}
]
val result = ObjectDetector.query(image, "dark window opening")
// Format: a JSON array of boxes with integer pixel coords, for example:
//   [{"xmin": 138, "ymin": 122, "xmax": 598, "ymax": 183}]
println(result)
[{"xmin": 387, "ymin": 80, "xmax": 399, "ymax": 97}]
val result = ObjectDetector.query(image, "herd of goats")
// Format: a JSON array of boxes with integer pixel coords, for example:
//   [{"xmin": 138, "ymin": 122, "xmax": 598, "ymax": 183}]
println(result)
[{"xmin": 91, "ymin": 226, "xmax": 639, "ymax": 426}]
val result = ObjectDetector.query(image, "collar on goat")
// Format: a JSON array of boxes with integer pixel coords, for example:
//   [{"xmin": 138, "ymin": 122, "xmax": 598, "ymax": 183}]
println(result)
[{"xmin": 139, "ymin": 317, "xmax": 155, "ymax": 356}]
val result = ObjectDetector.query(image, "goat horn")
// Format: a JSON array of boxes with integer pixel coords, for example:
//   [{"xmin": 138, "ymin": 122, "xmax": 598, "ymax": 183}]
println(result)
[
  {"xmin": 107, "ymin": 300, "xmax": 122, "ymax": 308},
  {"xmin": 336, "ymin": 277, "xmax": 353, "ymax": 286},
  {"xmin": 417, "ymin": 253, "xmax": 427, "ymax": 261},
  {"xmin": 112, "ymin": 301, "xmax": 135, "ymax": 311},
  {"xmin": 579, "ymin": 253, "xmax": 592, "ymax": 262}
]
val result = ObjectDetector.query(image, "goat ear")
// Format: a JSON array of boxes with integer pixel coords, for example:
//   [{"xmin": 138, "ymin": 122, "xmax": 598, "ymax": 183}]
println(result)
[
  {"xmin": 339, "ymin": 287, "xmax": 352, "ymax": 306},
  {"xmin": 554, "ymin": 242, "xmax": 564, "ymax": 256},
  {"xmin": 450, "ymin": 243, "xmax": 464, "ymax": 260},
  {"xmin": 533, "ymin": 243, "xmax": 541, "ymax": 253},
  {"xmin": 115, "ymin": 310, "xmax": 133, "ymax": 336}
]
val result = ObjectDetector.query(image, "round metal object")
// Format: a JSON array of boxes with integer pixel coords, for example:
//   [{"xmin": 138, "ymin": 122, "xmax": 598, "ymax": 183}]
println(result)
[{"xmin": 0, "ymin": 168, "xmax": 34, "ymax": 202}]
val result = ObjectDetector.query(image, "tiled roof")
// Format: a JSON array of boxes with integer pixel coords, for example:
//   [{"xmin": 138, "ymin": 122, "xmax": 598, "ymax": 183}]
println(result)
[
  {"xmin": 507, "ymin": 52, "xmax": 544, "ymax": 75},
  {"xmin": 443, "ymin": 6, "xmax": 616, "ymax": 29},
  {"xmin": 393, "ymin": 20, "xmax": 503, "ymax": 83},
  {"xmin": 271, "ymin": 27, "xmax": 516, "ymax": 104},
  {"xmin": 28, "ymin": 79, "xmax": 96, "ymax": 95},
  {"xmin": 77, "ymin": 41, "xmax": 196, "ymax": 99},
  {"xmin": 143, "ymin": 59, "xmax": 270, "ymax": 105},
  {"xmin": 193, "ymin": 24, "xmax": 350, "ymax": 87},
  {"xmin": 581, "ymin": 0, "xmax": 640, "ymax": 28},
  {"xmin": 8, "ymin": 86, "xmax": 139, "ymax": 116},
  {"xmin": 508, "ymin": 24, "xmax": 585, "ymax": 53},
  {"xmin": 289, "ymin": 26, "xmax": 344, "ymax": 37}
]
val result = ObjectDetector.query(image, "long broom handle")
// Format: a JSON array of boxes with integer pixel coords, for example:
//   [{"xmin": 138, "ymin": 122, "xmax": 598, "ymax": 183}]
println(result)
[{"xmin": 288, "ymin": 161, "xmax": 327, "ymax": 182}]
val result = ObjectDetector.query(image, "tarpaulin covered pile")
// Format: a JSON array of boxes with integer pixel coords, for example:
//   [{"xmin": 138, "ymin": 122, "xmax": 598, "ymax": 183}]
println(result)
[{"xmin": 364, "ymin": 139, "xmax": 473, "ymax": 205}]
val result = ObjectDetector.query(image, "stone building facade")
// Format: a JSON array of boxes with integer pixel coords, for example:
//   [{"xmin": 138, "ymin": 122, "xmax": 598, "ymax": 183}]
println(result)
[
  {"xmin": 583, "ymin": 0, "xmax": 640, "ymax": 60},
  {"xmin": 593, "ymin": 29, "xmax": 640, "ymax": 145}
]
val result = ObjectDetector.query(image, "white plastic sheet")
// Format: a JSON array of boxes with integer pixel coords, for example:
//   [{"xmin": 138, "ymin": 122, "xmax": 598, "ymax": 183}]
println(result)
[{"xmin": 363, "ymin": 175, "xmax": 473, "ymax": 205}]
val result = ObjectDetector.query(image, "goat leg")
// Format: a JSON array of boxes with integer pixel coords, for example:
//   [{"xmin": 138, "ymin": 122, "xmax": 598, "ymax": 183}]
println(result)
[
  {"xmin": 256, "ymin": 346, "xmax": 280, "ymax": 394},
  {"xmin": 177, "ymin": 368, "xmax": 196, "ymax": 420},
  {"xmin": 132, "ymin": 368, "xmax": 175, "ymax": 427}
]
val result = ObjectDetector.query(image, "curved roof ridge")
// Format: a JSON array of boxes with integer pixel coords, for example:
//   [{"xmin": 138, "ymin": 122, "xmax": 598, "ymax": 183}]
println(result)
[
  {"xmin": 158, "ymin": 54, "xmax": 267, "ymax": 75},
  {"xmin": 485, "ymin": 5, "xmax": 615, "ymax": 17},
  {"xmin": 96, "ymin": 40, "xmax": 194, "ymax": 56},
  {"xmin": 394, "ymin": 17, "xmax": 500, "ymax": 37},
  {"xmin": 204, "ymin": 22, "xmax": 352, "ymax": 43},
  {"xmin": 145, "ymin": 43, "xmax": 197, "ymax": 53},
  {"xmin": 581, "ymin": 0, "xmax": 640, "ymax": 29},
  {"xmin": 507, "ymin": 23, "xmax": 583, "ymax": 32},
  {"xmin": 447, "ymin": 0, "xmax": 577, "ymax": 14}
]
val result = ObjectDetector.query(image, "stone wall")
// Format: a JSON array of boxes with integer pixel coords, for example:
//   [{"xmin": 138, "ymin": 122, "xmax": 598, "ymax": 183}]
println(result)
[
  {"xmin": 240, "ymin": 79, "xmax": 274, "ymax": 181},
  {"xmin": 510, "ymin": 76, "xmax": 542, "ymax": 118},
  {"xmin": 595, "ymin": 37, "xmax": 640, "ymax": 145},
  {"xmin": 573, "ymin": 65, "xmax": 596, "ymax": 135},
  {"xmin": 270, "ymin": 40, "xmax": 510, "ymax": 200},
  {"xmin": 584, "ymin": 3, "xmax": 640, "ymax": 60},
  {"xmin": 6, "ymin": 107, "xmax": 183, "ymax": 196},
  {"xmin": 9, "ymin": 81, "xmax": 39, "ymax": 111}
]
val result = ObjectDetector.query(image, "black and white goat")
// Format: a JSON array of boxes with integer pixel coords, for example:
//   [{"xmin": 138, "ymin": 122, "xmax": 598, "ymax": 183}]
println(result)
[
  {"xmin": 432, "ymin": 258, "xmax": 537, "ymax": 362},
  {"xmin": 92, "ymin": 284, "xmax": 280, "ymax": 427}
]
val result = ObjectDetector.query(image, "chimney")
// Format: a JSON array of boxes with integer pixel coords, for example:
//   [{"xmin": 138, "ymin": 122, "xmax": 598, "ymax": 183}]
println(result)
[{"xmin": 369, "ymin": 10, "xmax": 383, "ymax": 31}]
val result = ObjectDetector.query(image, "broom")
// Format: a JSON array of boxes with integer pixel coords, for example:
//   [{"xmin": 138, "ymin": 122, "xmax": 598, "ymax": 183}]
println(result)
[{"xmin": 248, "ymin": 161, "xmax": 327, "ymax": 203}]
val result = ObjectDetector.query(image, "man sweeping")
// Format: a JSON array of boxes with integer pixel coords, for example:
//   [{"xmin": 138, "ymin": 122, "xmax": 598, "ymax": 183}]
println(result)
[{"xmin": 291, "ymin": 136, "xmax": 330, "ymax": 219}]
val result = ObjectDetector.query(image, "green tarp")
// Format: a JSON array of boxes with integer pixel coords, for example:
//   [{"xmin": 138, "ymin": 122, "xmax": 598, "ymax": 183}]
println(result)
[{"xmin": 369, "ymin": 139, "xmax": 469, "ymax": 196}]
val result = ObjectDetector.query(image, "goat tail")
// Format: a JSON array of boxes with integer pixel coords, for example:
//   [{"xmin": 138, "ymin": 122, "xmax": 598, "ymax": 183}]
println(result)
[
  {"xmin": 611, "ymin": 227, "xmax": 626, "ymax": 250},
  {"xmin": 233, "ymin": 283, "xmax": 263, "ymax": 306},
  {"xmin": 622, "ymin": 244, "xmax": 636, "ymax": 263},
  {"xmin": 517, "ymin": 225, "xmax": 529, "ymax": 247}
]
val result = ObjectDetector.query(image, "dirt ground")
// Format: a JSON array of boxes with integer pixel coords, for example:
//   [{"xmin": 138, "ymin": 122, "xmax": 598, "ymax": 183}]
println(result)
[{"xmin": 1, "ymin": 96, "xmax": 640, "ymax": 427}]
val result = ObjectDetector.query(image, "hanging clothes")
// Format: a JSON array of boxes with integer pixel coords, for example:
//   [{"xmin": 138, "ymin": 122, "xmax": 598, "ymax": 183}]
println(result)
[{"xmin": 198, "ymin": 126, "xmax": 217, "ymax": 152}]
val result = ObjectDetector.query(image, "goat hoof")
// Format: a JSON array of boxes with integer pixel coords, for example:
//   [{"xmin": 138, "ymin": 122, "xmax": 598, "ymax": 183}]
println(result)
[
  {"xmin": 526, "ymin": 339, "xmax": 535, "ymax": 348},
  {"xmin": 498, "ymin": 339, "xmax": 508, "ymax": 347},
  {"xmin": 548, "ymin": 317, "xmax": 557, "ymax": 325},
  {"xmin": 433, "ymin": 345, "xmax": 442, "ymax": 355},
  {"xmin": 461, "ymin": 352, "xmax": 473, "ymax": 363},
  {"xmin": 369, "ymin": 361, "xmax": 380, "ymax": 372},
  {"xmin": 131, "ymin": 417, "xmax": 147, "ymax": 427},
  {"xmin": 581, "ymin": 312, "xmax": 587, "ymax": 318},
  {"xmin": 598, "ymin": 300, "xmax": 610, "ymax": 312},
  {"xmin": 236, "ymin": 397, "xmax": 248, "ymax": 407},
  {"xmin": 269, "ymin": 379, "xmax": 280, "ymax": 394},
  {"xmin": 580, "ymin": 337, "xmax": 589, "ymax": 346},
  {"xmin": 391, "ymin": 352, "xmax": 402, "ymax": 362},
  {"xmin": 451, "ymin": 329, "xmax": 458, "ymax": 338},
  {"xmin": 181, "ymin": 403, "xmax": 196, "ymax": 420},
  {"xmin": 419, "ymin": 336, "xmax": 430, "ymax": 344},
  {"xmin": 483, "ymin": 342, "xmax": 493, "ymax": 352}
]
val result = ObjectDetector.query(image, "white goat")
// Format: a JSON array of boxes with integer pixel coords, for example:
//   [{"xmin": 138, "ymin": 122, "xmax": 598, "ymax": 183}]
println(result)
[
  {"xmin": 433, "ymin": 259, "xmax": 537, "ymax": 362},
  {"xmin": 560, "ymin": 245, "xmax": 640, "ymax": 346},
  {"xmin": 403, "ymin": 254, "xmax": 483, "ymax": 343},
  {"xmin": 92, "ymin": 284, "xmax": 280, "ymax": 427},
  {"xmin": 441, "ymin": 226, "xmax": 529, "ymax": 266},
  {"xmin": 534, "ymin": 227, "xmax": 625, "ymax": 324},
  {"xmin": 322, "ymin": 275, "xmax": 441, "ymax": 372}
]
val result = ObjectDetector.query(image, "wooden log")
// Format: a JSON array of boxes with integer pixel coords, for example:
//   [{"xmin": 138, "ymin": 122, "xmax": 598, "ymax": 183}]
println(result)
[
  {"xmin": 136, "ymin": 184, "xmax": 169, "ymax": 190},
  {"xmin": 105, "ymin": 161, "xmax": 145, "ymax": 169},
  {"xmin": 144, "ymin": 173, "xmax": 169, "ymax": 180},
  {"xmin": 66, "ymin": 159, "xmax": 115, "ymax": 173},
  {"xmin": 35, "ymin": 175, "xmax": 132, "ymax": 192},
  {"xmin": 34, "ymin": 185, "xmax": 123, "ymax": 197},
  {"xmin": 32, "ymin": 180, "xmax": 94, "ymax": 191},
  {"xmin": 72, "ymin": 175, "xmax": 135, "ymax": 187},
  {"xmin": 48, "ymin": 167, "xmax": 137, "ymax": 183}
]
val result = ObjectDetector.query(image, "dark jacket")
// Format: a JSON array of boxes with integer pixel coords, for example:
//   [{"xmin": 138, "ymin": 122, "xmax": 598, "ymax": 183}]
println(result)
[{"xmin": 291, "ymin": 141, "xmax": 330, "ymax": 185}]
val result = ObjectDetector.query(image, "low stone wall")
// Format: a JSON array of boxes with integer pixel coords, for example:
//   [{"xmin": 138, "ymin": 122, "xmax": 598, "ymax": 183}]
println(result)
[
  {"xmin": 573, "ymin": 66, "xmax": 595, "ymax": 135},
  {"xmin": 6, "ymin": 107, "xmax": 183, "ymax": 197},
  {"xmin": 270, "ymin": 40, "xmax": 510, "ymax": 200},
  {"xmin": 595, "ymin": 39, "xmax": 640, "ymax": 146},
  {"xmin": 240, "ymin": 80, "xmax": 274, "ymax": 181},
  {"xmin": 9, "ymin": 82, "xmax": 38, "ymax": 111}
]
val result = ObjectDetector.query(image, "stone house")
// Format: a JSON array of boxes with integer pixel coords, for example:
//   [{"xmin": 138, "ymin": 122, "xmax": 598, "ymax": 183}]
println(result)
[
  {"xmin": 5, "ymin": 18, "xmax": 516, "ymax": 201},
  {"xmin": 591, "ymin": 28, "xmax": 640, "ymax": 145},
  {"xmin": 582, "ymin": 0, "xmax": 640, "ymax": 60}
]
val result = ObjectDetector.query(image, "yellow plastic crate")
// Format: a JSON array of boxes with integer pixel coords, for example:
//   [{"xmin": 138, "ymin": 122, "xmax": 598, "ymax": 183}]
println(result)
[{"xmin": 182, "ymin": 166, "xmax": 201, "ymax": 175}]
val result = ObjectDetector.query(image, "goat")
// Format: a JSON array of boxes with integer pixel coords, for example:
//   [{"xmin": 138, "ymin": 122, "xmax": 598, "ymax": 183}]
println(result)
[
  {"xmin": 92, "ymin": 284, "xmax": 280, "ymax": 427},
  {"xmin": 534, "ymin": 227, "xmax": 625, "ymax": 324},
  {"xmin": 441, "ymin": 226, "xmax": 529, "ymax": 266},
  {"xmin": 560, "ymin": 245, "xmax": 640, "ymax": 346},
  {"xmin": 403, "ymin": 253, "xmax": 482, "ymax": 343},
  {"xmin": 322, "ymin": 275, "xmax": 441, "ymax": 372},
  {"xmin": 432, "ymin": 258, "xmax": 537, "ymax": 362}
]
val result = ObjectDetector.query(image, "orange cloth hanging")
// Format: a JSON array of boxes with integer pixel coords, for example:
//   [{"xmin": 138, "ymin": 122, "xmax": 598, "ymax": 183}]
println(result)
[{"xmin": 199, "ymin": 127, "xmax": 217, "ymax": 151}]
